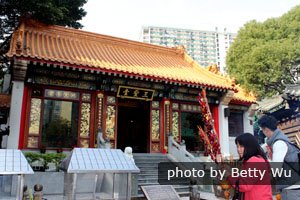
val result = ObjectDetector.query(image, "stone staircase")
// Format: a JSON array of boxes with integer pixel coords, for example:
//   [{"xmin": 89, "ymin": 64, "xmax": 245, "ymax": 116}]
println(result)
[{"xmin": 133, "ymin": 153, "xmax": 190, "ymax": 198}]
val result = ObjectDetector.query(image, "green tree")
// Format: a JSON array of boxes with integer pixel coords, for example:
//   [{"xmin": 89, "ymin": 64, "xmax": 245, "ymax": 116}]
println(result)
[
  {"xmin": 226, "ymin": 5, "xmax": 300, "ymax": 98},
  {"xmin": 0, "ymin": 0, "xmax": 87, "ymax": 87}
]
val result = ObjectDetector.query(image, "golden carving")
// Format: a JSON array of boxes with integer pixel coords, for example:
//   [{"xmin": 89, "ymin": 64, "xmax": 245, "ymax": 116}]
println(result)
[
  {"xmin": 172, "ymin": 103, "xmax": 179, "ymax": 110},
  {"xmin": 152, "ymin": 101, "xmax": 159, "ymax": 108},
  {"xmin": 172, "ymin": 112, "xmax": 179, "ymax": 141},
  {"xmin": 151, "ymin": 110, "xmax": 160, "ymax": 140},
  {"xmin": 80, "ymin": 103, "xmax": 90, "ymax": 137},
  {"xmin": 79, "ymin": 139, "xmax": 89, "ymax": 148},
  {"xmin": 97, "ymin": 92, "xmax": 104, "ymax": 98},
  {"xmin": 106, "ymin": 105, "xmax": 116, "ymax": 139},
  {"xmin": 27, "ymin": 137, "xmax": 38, "ymax": 148},
  {"xmin": 164, "ymin": 100, "xmax": 170, "ymax": 105},
  {"xmin": 28, "ymin": 98, "xmax": 41, "ymax": 135},
  {"xmin": 82, "ymin": 93, "xmax": 91, "ymax": 102},
  {"xmin": 151, "ymin": 143, "xmax": 160, "ymax": 152},
  {"xmin": 107, "ymin": 96, "xmax": 116, "ymax": 104}
]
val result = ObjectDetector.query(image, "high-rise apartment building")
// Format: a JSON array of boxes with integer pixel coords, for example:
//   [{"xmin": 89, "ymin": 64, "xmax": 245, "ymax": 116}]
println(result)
[{"xmin": 141, "ymin": 26, "xmax": 236, "ymax": 73}]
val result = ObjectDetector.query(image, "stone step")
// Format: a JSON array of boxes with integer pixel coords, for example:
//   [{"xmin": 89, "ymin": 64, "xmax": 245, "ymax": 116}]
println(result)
[
  {"xmin": 133, "ymin": 153, "xmax": 166, "ymax": 157},
  {"xmin": 137, "ymin": 178, "xmax": 159, "ymax": 184},
  {"xmin": 134, "ymin": 159, "xmax": 169, "ymax": 163},
  {"xmin": 177, "ymin": 191, "xmax": 191, "ymax": 197},
  {"xmin": 138, "ymin": 166, "xmax": 159, "ymax": 171},
  {"xmin": 139, "ymin": 170, "xmax": 159, "ymax": 174},
  {"xmin": 134, "ymin": 160, "xmax": 168, "ymax": 164},
  {"xmin": 136, "ymin": 185, "xmax": 190, "ymax": 197},
  {"xmin": 136, "ymin": 163, "xmax": 160, "ymax": 166},
  {"xmin": 133, "ymin": 153, "xmax": 190, "ymax": 198},
  {"xmin": 137, "ymin": 174, "xmax": 158, "ymax": 179}
]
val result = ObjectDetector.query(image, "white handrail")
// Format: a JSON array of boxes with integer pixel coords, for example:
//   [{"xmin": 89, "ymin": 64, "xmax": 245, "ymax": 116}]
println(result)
[{"xmin": 168, "ymin": 135, "xmax": 206, "ymax": 162}]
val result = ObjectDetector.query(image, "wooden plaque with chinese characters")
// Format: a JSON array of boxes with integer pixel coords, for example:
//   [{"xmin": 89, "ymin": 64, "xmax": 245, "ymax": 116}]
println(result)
[{"xmin": 117, "ymin": 85, "xmax": 154, "ymax": 101}]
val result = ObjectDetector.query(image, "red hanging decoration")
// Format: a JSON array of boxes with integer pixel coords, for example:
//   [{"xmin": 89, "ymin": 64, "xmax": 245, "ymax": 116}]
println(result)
[{"xmin": 198, "ymin": 88, "xmax": 221, "ymax": 161}]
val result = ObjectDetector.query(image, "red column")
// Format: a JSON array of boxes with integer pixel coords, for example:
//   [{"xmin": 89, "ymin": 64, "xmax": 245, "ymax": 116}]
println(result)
[
  {"xmin": 18, "ymin": 85, "xmax": 28, "ymax": 149},
  {"xmin": 211, "ymin": 105, "xmax": 220, "ymax": 140},
  {"xmin": 161, "ymin": 98, "xmax": 170, "ymax": 153}
]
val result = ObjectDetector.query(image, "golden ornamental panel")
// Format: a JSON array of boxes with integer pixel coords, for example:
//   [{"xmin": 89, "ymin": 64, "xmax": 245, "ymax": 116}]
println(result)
[
  {"xmin": 45, "ymin": 89, "xmax": 79, "ymax": 100},
  {"xmin": 28, "ymin": 98, "xmax": 41, "ymax": 135},
  {"xmin": 79, "ymin": 103, "xmax": 91, "ymax": 137},
  {"xmin": 172, "ymin": 103, "xmax": 179, "ymax": 110},
  {"xmin": 79, "ymin": 139, "xmax": 89, "ymax": 148},
  {"xmin": 151, "ymin": 110, "xmax": 160, "ymax": 140},
  {"xmin": 181, "ymin": 104, "xmax": 187, "ymax": 111},
  {"xmin": 27, "ymin": 136, "xmax": 38, "ymax": 148},
  {"xmin": 105, "ymin": 105, "xmax": 116, "ymax": 139},
  {"xmin": 35, "ymin": 76, "xmax": 49, "ymax": 84},
  {"xmin": 172, "ymin": 111, "xmax": 179, "ymax": 141},
  {"xmin": 82, "ymin": 93, "xmax": 91, "ymax": 102},
  {"xmin": 97, "ymin": 94, "xmax": 103, "ymax": 129},
  {"xmin": 107, "ymin": 96, "xmax": 116, "ymax": 104},
  {"xmin": 151, "ymin": 142, "xmax": 160, "ymax": 152},
  {"xmin": 49, "ymin": 79, "xmax": 78, "ymax": 88},
  {"xmin": 82, "ymin": 74, "xmax": 96, "ymax": 81},
  {"xmin": 152, "ymin": 101, "xmax": 159, "ymax": 109},
  {"xmin": 78, "ymin": 81, "xmax": 93, "ymax": 89}
]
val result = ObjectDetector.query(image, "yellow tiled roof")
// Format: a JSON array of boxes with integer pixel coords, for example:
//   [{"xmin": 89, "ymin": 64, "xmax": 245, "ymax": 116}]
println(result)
[
  {"xmin": 232, "ymin": 84, "xmax": 256, "ymax": 104},
  {"xmin": 207, "ymin": 64, "xmax": 256, "ymax": 104},
  {"xmin": 7, "ymin": 20, "xmax": 233, "ymax": 90}
]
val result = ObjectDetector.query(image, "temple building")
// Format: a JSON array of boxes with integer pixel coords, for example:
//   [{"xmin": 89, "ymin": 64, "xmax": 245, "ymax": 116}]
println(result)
[
  {"xmin": 257, "ymin": 65, "xmax": 300, "ymax": 146},
  {"xmin": 5, "ymin": 20, "xmax": 255, "ymax": 156}
]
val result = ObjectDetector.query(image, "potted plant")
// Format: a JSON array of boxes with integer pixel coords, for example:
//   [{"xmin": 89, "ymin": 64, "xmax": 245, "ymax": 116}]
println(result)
[
  {"xmin": 52, "ymin": 153, "xmax": 67, "ymax": 171},
  {"xmin": 24, "ymin": 152, "xmax": 41, "ymax": 171}
]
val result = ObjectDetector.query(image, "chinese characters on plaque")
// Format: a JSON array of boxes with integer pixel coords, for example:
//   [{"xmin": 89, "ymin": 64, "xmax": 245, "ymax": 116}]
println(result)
[{"xmin": 117, "ymin": 86, "xmax": 154, "ymax": 101}]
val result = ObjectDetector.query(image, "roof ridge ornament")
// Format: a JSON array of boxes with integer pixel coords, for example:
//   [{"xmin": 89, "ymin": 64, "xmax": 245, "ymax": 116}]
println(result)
[{"xmin": 16, "ymin": 22, "xmax": 25, "ymax": 54}]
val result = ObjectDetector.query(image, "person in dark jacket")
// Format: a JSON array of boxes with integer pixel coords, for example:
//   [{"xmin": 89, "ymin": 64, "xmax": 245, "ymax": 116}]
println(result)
[{"xmin": 258, "ymin": 115, "xmax": 300, "ymax": 200}]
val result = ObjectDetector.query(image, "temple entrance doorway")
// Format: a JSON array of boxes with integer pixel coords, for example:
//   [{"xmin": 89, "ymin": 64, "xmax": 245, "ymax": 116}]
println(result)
[{"xmin": 117, "ymin": 99, "xmax": 150, "ymax": 153}]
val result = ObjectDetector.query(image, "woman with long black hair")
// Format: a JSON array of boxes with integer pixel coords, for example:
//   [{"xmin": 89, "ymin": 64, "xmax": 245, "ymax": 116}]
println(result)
[{"xmin": 227, "ymin": 133, "xmax": 272, "ymax": 200}]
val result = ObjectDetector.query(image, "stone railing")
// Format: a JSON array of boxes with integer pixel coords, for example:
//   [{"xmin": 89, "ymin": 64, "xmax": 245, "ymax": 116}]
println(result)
[
  {"xmin": 97, "ymin": 129, "xmax": 111, "ymax": 149},
  {"xmin": 167, "ymin": 134, "xmax": 207, "ymax": 162}
]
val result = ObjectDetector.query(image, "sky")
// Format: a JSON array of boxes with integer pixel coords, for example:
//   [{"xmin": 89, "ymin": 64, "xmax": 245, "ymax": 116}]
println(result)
[{"xmin": 80, "ymin": 0, "xmax": 300, "ymax": 41}]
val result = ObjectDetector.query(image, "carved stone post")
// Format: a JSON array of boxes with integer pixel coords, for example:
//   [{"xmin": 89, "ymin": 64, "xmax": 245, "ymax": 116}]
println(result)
[{"xmin": 33, "ymin": 184, "xmax": 43, "ymax": 200}]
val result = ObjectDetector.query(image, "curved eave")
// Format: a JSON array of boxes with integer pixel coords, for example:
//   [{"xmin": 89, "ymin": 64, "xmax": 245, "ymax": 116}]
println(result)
[
  {"xmin": 9, "ymin": 55, "xmax": 234, "ymax": 91},
  {"xmin": 230, "ymin": 99, "xmax": 255, "ymax": 106}
]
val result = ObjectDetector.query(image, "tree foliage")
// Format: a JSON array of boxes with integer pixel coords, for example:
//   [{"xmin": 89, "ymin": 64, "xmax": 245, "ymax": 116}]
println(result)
[
  {"xmin": 226, "ymin": 5, "xmax": 300, "ymax": 98},
  {"xmin": 0, "ymin": 0, "xmax": 87, "ymax": 87}
]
